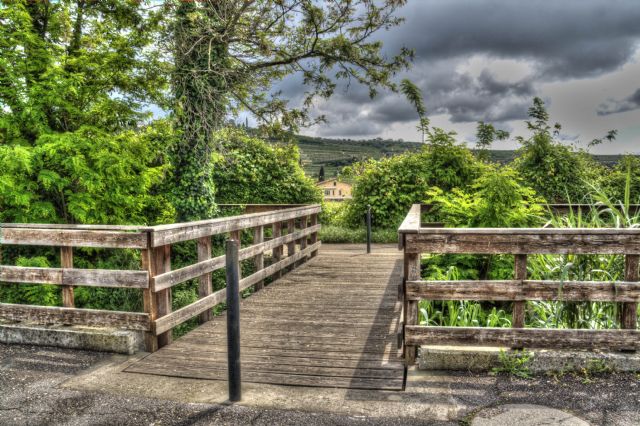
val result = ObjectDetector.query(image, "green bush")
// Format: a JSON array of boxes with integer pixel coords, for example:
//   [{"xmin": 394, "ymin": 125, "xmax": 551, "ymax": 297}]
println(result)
[
  {"xmin": 344, "ymin": 135, "xmax": 484, "ymax": 228},
  {"xmin": 212, "ymin": 128, "xmax": 322, "ymax": 204},
  {"xmin": 0, "ymin": 123, "xmax": 175, "ymax": 225},
  {"xmin": 513, "ymin": 98, "xmax": 606, "ymax": 203}
]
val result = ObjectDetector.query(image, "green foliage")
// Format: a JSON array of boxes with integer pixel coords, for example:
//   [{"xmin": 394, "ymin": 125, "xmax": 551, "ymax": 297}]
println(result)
[
  {"xmin": 492, "ymin": 349, "xmax": 533, "ymax": 379},
  {"xmin": 0, "ymin": 256, "xmax": 59, "ymax": 306},
  {"xmin": 513, "ymin": 97, "xmax": 606, "ymax": 202},
  {"xmin": 318, "ymin": 225, "xmax": 397, "ymax": 244},
  {"xmin": 0, "ymin": 124, "xmax": 175, "ymax": 225},
  {"xmin": 425, "ymin": 166, "xmax": 545, "ymax": 228},
  {"xmin": 603, "ymin": 155, "xmax": 640, "ymax": 205},
  {"xmin": 344, "ymin": 140, "xmax": 483, "ymax": 228},
  {"xmin": 212, "ymin": 129, "xmax": 321, "ymax": 204},
  {"xmin": 475, "ymin": 121, "xmax": 509, "ymax": 160}
]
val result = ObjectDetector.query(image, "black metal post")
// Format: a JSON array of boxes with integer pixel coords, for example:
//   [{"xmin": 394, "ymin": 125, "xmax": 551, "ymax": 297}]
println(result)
[
  {"xmin": 366, "ymin": 204, "xmax": 372, "ymax": 254},
  {"xmin": 226, "ymin": 239, "xmax": 241, "ymax": 402}
]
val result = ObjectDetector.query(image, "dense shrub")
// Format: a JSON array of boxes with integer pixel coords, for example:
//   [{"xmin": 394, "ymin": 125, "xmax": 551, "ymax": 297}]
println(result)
[
  {"xmin": 212, "ymin": 128, "xmax": 322, "ymax": 204},
  {"xmin": 425, "ymin": 166, "xmax": 545, "ymax": 228},
  {"xmin": 0, "ymin": 123, "xmax": 175, "ymax": 225},
  {"xmin": 512, "ymin": 98, "xmax": 605, "ymax": 203},
  {"xmin": 603, "ymin": 155, "xmax": 640, "ymax": 204},
  {"xmin": 344, "ymin": 132, "xmax": 484, "ymax": 228}
]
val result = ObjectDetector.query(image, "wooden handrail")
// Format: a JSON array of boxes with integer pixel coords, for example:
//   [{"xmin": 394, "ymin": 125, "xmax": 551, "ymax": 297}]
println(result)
[
  {"xmin": 0, "ymin": 204, "xmax": 322, "ymax": 352},
  {"xmin": 397, "ymin": 203, "xmax": 640, "ymax": 366}
]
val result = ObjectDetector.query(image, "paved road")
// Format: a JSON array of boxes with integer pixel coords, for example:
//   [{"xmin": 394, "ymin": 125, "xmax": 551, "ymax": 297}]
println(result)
[{"xmin": 3, "ymin": 342, "xmax": 640, "ymax": 425}]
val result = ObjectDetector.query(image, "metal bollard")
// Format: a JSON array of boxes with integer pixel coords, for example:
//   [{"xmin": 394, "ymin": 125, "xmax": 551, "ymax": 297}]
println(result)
[{"xmin": 226, "ymin": 239, "xmax": 241, "ymax": 402}]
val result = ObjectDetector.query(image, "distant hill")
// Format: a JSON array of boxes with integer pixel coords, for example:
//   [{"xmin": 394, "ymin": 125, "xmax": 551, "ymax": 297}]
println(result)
[{"xmin": 292, "ymin": 135, "xmax": 632, "ymax": 179}]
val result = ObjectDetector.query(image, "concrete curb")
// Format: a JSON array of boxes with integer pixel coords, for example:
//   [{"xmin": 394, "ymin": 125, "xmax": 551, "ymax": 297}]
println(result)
[
  {"xmin": 419, "ymin": 345, "xmax": 640, "ymax": 373},
  {"xmin": 0, "ymin": 321, "xmax": 144, "ymax": 354}
]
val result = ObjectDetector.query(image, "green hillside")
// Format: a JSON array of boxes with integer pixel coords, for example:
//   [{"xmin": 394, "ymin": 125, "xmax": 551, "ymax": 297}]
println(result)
[{"xmin": 293, "ymin": 135, "xmax": 632, "ymax": 179}]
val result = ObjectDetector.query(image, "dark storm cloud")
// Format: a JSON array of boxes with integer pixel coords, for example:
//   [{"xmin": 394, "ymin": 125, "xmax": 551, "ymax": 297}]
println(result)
[
  {"xmin": 384, "ymin": 0, "xmax": 640, "ymax": 79},
  {"xmin": 597, "ymin": 88, "xmax": 640, "ymax": 116},
  {"xmin": 294, "ymin": 0, "xmax": 640, "ymax": 137}
]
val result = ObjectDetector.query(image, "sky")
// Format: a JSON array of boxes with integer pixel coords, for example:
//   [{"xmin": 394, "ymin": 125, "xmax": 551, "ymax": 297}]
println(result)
[{"xmin": 289, "ymin": 0, "xmax": 640, "ymax": 154}]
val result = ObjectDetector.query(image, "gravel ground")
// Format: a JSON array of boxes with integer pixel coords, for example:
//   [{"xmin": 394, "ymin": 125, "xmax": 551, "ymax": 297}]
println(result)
[
  {"xmin": 0, "ymin": 344, "xmax": 438, "ymax": 426},
  {"xmin": 2, "ymin": 343, "xmax": 640, "ymax": 425}
]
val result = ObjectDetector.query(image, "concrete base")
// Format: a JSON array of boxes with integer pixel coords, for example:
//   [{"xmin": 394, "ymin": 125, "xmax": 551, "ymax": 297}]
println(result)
[
  {"xmin": 419, "ymin": 345, "xmax": 640, "ymax": 374},
  {"xmin": 0, "ymin": 321, "xmax": 144, "ymax": 354}
]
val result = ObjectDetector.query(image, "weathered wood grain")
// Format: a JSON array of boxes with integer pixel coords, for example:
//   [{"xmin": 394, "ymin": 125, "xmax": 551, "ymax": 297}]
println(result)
[
  {"xmin": 0, "ymin": 266, "xmax": 148, "ymax": 288},
  {"xmin": 621, "ymin": 254, "xmax": 639, "ymax": 329},
  {"xmin": 0, "ymin": 227, "xmax": 148, "ymax": 249},
  {"xmin": 60, "ymin": 247, "xmax": 74, "ymax": 308},
  {"xmin": 406, "ymin": 279, "xmax": 640, "ymax": 302},
  {"xmin": 403, "ymin": 252, "xmax": 420, "ymax": 365},
  {"xmin": 512, "ymin": 254, "xmax": 527, "ymax": 328},
  {"xmin": 253, "ymin": 225, "xmax": 264, "ymax": 291},
  {"xmin": 150, "ymin": 205, "xmax": 321, "ymax": 246},
  {"xmin": 197, "ymin": 236, "xmax": 213, "ymax": 323},
  {"xmin": 404, "ymin": 230, "xmax": 640, "ymax": 255},
  {"xmin": 405, "ymin": 325, "xmax": 640, "ymax": 350},
  {"xmin": 0, "ymin": 303, "xmax": 150, "ymax": 330}
]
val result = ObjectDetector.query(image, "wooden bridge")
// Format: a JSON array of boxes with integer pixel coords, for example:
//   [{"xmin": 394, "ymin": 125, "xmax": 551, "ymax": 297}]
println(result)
[
  {"xmin": 125, "ymin": 244, "xmax": 405, "ymax": 390},
  {"xmin": 2, "ymin": 203, "xmax": 640, "ymax": 393}
]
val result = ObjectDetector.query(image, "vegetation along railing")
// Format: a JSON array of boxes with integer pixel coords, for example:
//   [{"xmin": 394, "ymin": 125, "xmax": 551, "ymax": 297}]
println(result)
[
  {"xmin": 398, "ymin": 204, "xmax": 640, "ymax": 365},
  {"xmin": 0, "ymin": 204, "xmax": 321, "ymax": 352}
]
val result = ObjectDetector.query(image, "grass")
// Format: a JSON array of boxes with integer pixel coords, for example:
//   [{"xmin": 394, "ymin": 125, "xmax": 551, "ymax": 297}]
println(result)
[{"xmin": 318, "ymin": 224, "xmax": 398, "ymax": 244}]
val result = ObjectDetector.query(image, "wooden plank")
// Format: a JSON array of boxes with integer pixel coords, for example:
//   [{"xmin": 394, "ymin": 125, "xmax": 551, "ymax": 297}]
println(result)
[
  {"xmin": 404, "ymin": 231, "xmax": 640, "ymax": 255},
  {"xmin": 309, "ymin": 213, "xmax": 319, "ymax": 258},
  {"xmin": 151, "ymin": 205, "xmax": 321, "ymax": 246},
  {"xmin": 0, "ymin": 266, "xmax": 62, "ymax": 284},
  {"xmin": 0, "ymin": 303, "xmax": 150, "ymax": 330},
  {"xmin": 406, "ymin": 279, "xmax": 640, "ymax": 302},
  {"xmin": 141, "ymin": 248, "xmax": 158, "ymax": 352},
  {"xmin": 272, "ymin": 222, "xmax": 283, "ymax": 279},
  {"xmin": 62, "ymin": 269, "xmax": 149, "ymax": 288},
  {"xmin": 197, "ymin": 236, "xmax": 213, "ymax": 323},
  {"xmin": 405, "ymin": 326, "xmax": 640, "ymax": 350},
  {"xmin": 512, "ymin": 254, "xmax": 527, "ymax": 328},
  {"xmin": 0, "ymin": 227, "xmax": 148, "ymax": 249},
  {"xmin": 60, "ymin": 247, "xmax": 74, "ymax": 308},
  {"xmin": 286, "ymin": 218, "xmax": 296, "ymax": 271},
  {"xmin": 621, "ymin": 254, "xmax": 639, "ymax": 329},
  {"xmin": 253, "ymin": 225, "xmax": 264, "ymax": 291},
  {"xmin": 403, "ymin": 252, "xmax": 420, "ymax": 365},
  {"xmin": 295, "ymin": 216, "xmax": 307, "ymax": 267},
  {"xmin": 127, "ymin": 363, "xmax": 403, "ymax": 390},
  {"xmin": 154, "ymin": 244, "xmax": 172, "ymax": 347},
  {"xmin": 0, "ymin": 266, "xmax": 148, "ymax": 288}
]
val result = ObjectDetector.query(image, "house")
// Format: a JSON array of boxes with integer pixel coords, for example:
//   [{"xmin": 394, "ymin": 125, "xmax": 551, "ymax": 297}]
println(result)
[{"xmin": 317, "ymin": 178, "xmax": 352, "ymax": 201}]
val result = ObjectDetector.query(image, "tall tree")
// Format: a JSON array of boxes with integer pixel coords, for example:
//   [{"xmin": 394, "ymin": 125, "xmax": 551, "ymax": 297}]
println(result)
[
  {"xmin": 318, "ymin": 165, "xmax": 325, "ymax": 182},
  {"xmin": 169, "ymin": 0, "xmax": 412, "ymax": 220}
]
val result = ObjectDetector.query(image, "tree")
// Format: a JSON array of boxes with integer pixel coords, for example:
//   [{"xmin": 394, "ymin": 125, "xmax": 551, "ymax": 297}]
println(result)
[
  {"xmin": 169, "ymin": 0, "xmax": 413, "ymax": 220},
  {"xmin": 475, "ymin": 121, "xmax": 509, "ymax": 161},
  {"xmin": 318, "ymin": 165, "xmax": 326, "ymax": 182},
  {"xmin": 0, "ymin": 1, "xmax": 169, "ymax": 145},
  {"xmin": 400, "ymin": 79, "xmax": 429, "ymax": 142}
]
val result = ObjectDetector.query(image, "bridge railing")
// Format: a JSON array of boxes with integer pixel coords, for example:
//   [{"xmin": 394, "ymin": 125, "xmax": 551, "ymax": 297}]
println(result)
[
  {"xmin": 0, "ymin": 204, "xmax": 321, "ymax": 352},
  {"xmin": 398, "ymin": 203, "xmax": 640, "ymax": 365}
]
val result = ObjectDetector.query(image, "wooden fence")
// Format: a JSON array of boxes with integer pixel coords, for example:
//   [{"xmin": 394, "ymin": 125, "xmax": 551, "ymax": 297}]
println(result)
[
  {"xmin": 0, "ymin": 204, "xmax": 321, "ymax": 352},
  {"xmin": 398, "ymin": 204, "xmax": 640, "ymax": 365}
]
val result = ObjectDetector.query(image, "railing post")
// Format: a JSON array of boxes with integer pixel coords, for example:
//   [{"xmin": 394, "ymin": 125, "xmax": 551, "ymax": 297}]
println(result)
[
  {"xmin": 272, "ymin": 222, "xmax": 283, "ymax": 279},
  {"xmin": 141, "ymin": 245, "xmax": 158, "ymax": 352},
  {"xmin": 60, "ymin": 247, "xmax": 74, "ymax": 307},
  {"xmin": 512, "ymin": 254, "xmax": 527, "ymax": 328},
  {"xmin": 154, "ymin": 244, "xmax": 172, "ymax": 348},
  {"xmin": 295, "ymin": 216, "xmax": 307, "ymax": 267},
  {"xmin": 287, "ymin": 219, "xmax": 296, "ymax": 270},
  {"xmin": 366, "ymin": 205, "xmax": 372, "ymax": 254},
  {"xmin": 197, "ymin": 236, "xmax": 213, "ymax": 323},
  {"xmin": 253, "ymin": 226, "xmax": 264, "ymax": 291},
  {"xmin": 404, "ymin": 251, "xmax": 420, "ymax": 365},
  {"xmin": 622, "ymin": 254, "xmax": 639, "ymax": 330},
  {"xmin": 309, "ymin": 213, "xmax": 319, "ymax": 258},
  {"xmin": 226, "ymin": 239, "xmax": 242, "ymax": 402}
]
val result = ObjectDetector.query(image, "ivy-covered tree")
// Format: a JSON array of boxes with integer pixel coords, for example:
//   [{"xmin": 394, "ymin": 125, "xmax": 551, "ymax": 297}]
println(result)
[{"xmin": 169, "ymin": 0, "xmax": 413, "ymax": 220}]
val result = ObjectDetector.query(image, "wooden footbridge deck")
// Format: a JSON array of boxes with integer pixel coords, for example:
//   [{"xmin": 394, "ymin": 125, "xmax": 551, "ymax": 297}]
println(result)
[{"xmin": 125, "ymin": 244, "xmax": 405, "ymax": 390}]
